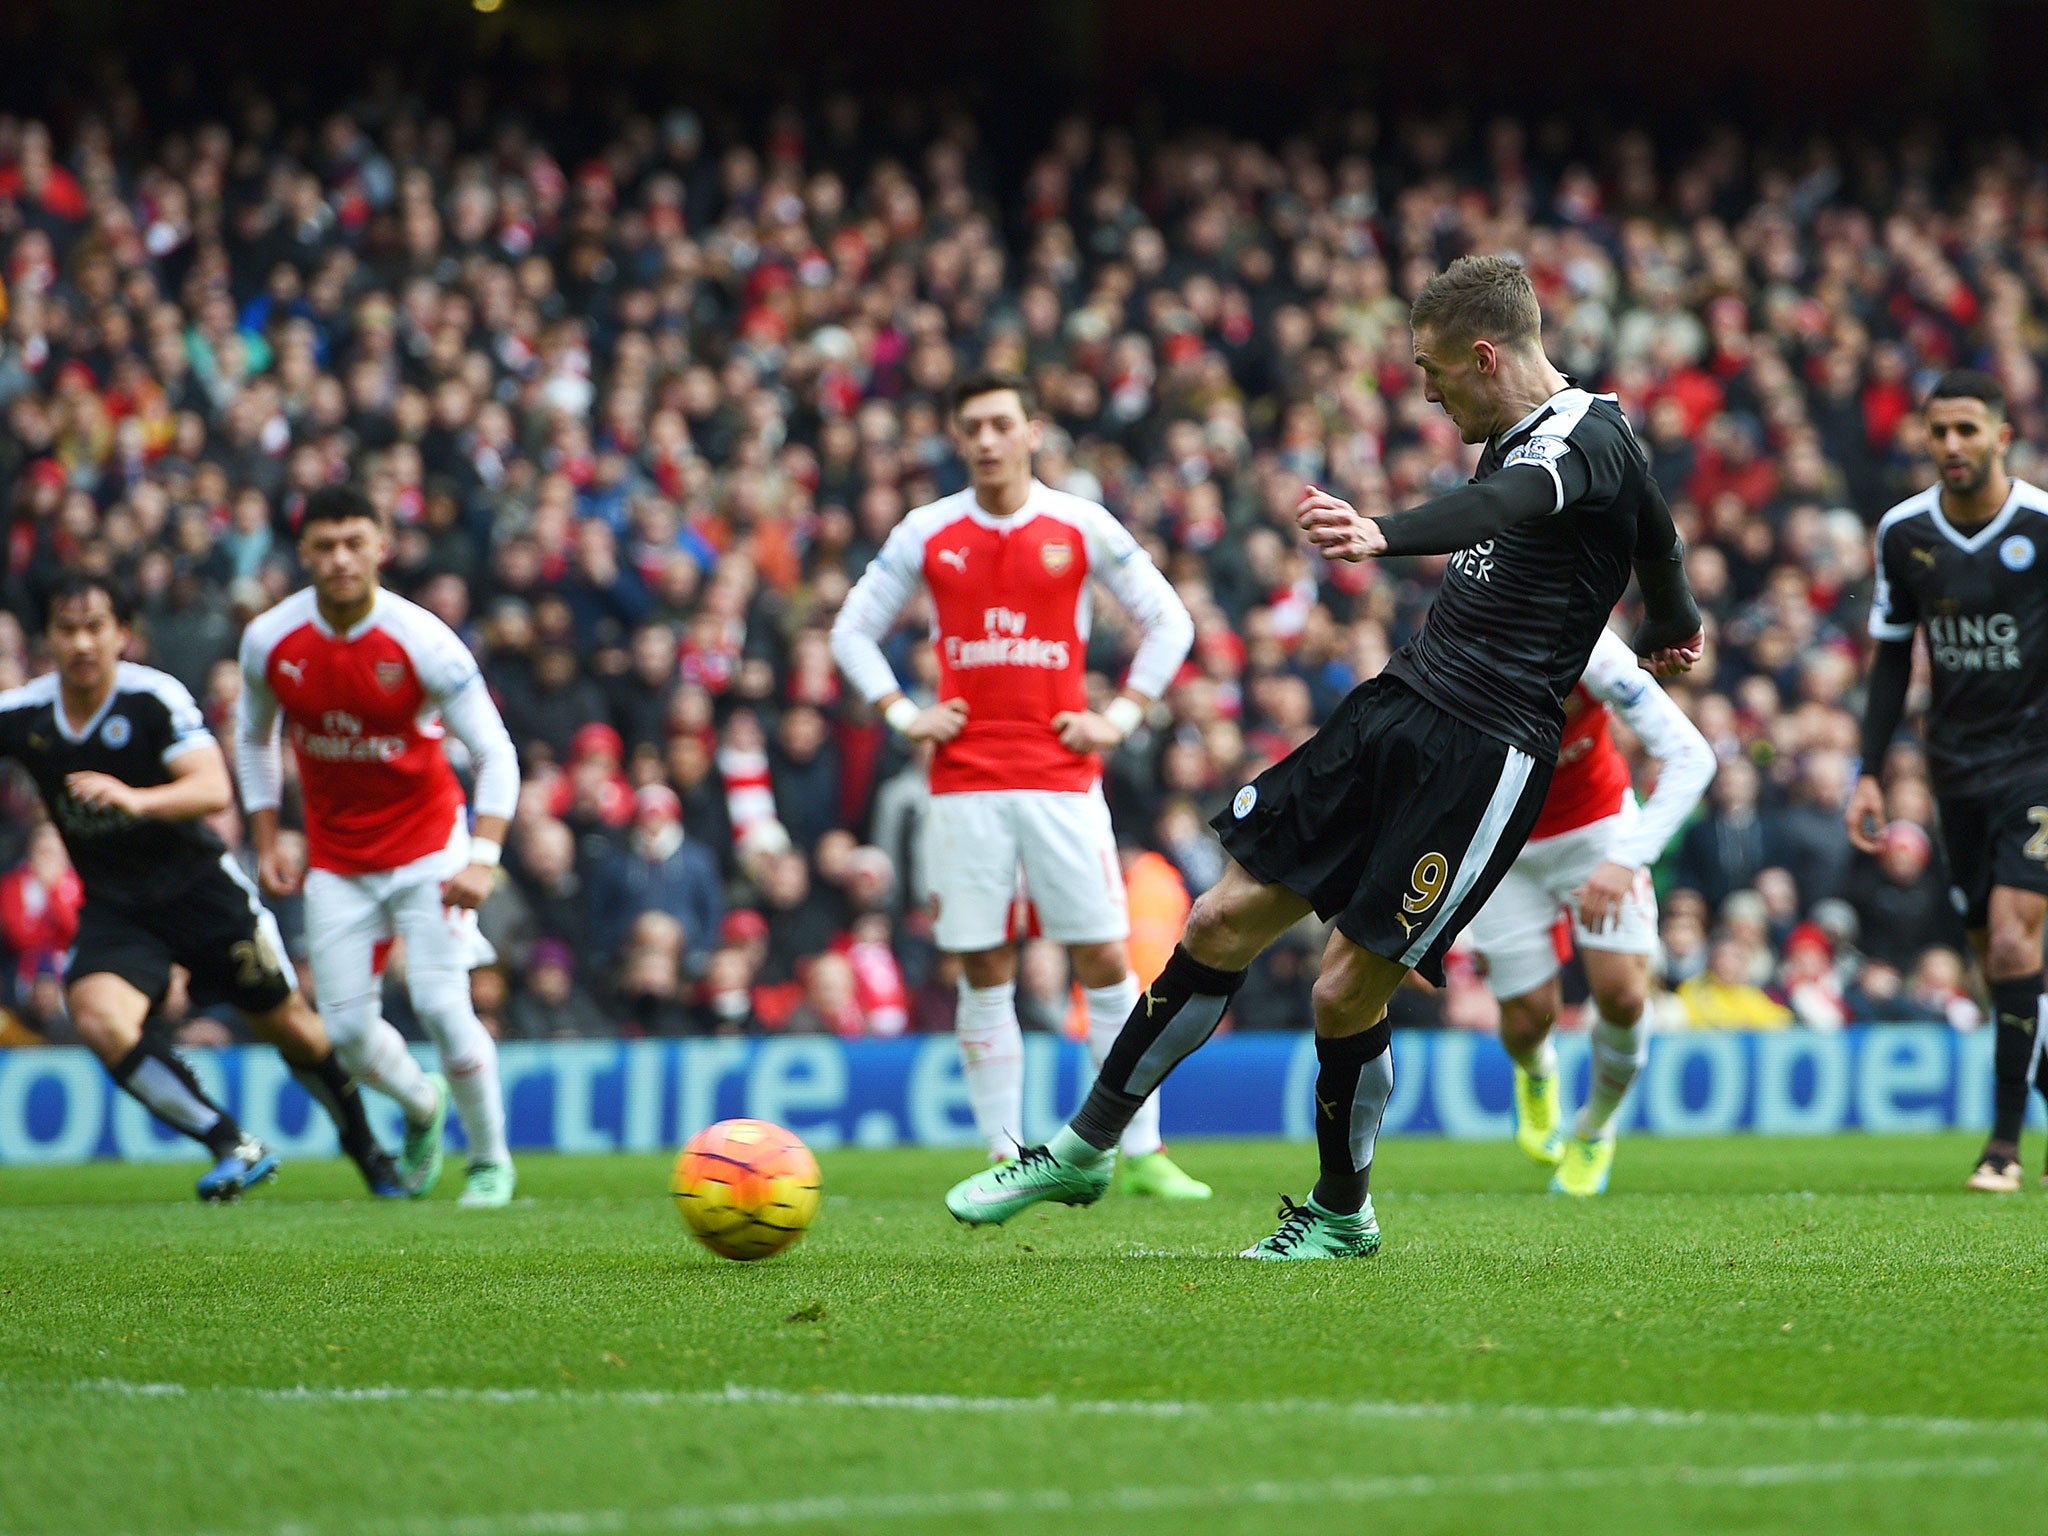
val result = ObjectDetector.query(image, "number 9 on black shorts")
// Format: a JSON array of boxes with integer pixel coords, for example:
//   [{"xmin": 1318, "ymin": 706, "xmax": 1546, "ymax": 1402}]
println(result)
[
  {"xmin": 1213, "ymin": 676, "xmax": 1554, "ymax": 986},
  {"xmin": 67, "ymin": 856, "xmax": 296, "ymax": 1015}
]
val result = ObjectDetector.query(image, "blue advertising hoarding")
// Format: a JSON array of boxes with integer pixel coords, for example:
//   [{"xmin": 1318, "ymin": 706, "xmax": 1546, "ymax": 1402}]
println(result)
[{"xmin": 0, "ymin": 1026, "xmax": 2034, "ymax": 1165}]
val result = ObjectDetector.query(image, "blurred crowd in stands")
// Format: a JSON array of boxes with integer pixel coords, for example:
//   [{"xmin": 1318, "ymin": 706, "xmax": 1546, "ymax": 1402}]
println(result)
[{"xmin": 3, "ymin": 76, "xmax": 2044, "ymax": 1047}]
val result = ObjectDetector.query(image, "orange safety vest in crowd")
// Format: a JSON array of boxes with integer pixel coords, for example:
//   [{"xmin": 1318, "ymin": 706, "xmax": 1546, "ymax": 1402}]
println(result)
[{"xmin": 1063, "ymin": 851, "xmax": 1191, "ymax": 1038}]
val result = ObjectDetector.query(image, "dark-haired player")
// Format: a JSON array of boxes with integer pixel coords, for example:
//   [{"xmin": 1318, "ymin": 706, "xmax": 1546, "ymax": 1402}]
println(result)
[
  {"xmin": 947, "ymin": 255, "xmax": 1703, "ymax": 1257},
  {"xmin": 832, "ymin": 373, "xmax": 1205, "ymax": 1197},
  {"xmin": 0, "ymin": 573, "xmax": 403, "ymax": 1199},
  {"xmin": 238, "ymin": 484, "xmax": 521, "ymax": 1208},
  {"xmin": 1852, "ymin": 370, "xmax": 2048, "ymax": 1193}
]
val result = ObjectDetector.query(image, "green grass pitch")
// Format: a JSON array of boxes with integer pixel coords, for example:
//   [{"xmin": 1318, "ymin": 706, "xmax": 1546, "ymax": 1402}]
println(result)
[{"xmin": 4, "ymin": 1134, "xmax": 2046, "ymax": 1535}]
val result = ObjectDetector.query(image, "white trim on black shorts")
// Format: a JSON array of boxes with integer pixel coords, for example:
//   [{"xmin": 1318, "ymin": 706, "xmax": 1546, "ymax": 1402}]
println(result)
[{"xmin": 1398, "ymin": 746, "xmax": 1536, "ymax": 968}]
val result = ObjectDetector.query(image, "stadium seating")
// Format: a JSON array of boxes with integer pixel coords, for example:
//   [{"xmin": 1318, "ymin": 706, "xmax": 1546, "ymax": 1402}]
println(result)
[{"xmin": 1, "ymin": 96, "xmax": 2035, "ymax": 1041}]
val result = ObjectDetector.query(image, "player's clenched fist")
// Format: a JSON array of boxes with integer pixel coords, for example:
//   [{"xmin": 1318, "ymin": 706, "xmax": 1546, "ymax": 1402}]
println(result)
[
  {"xmin": 1844, "ymin": 775, "xmax": 1889, "ymax": 856},
  {"xmin": 1051, "ymin": 710, "xmax": 1123, "ymax": 754},
  {"xmin": 904, "ymin": 697, "xmax": 970, "ymax": 744},
  {"xmin": 257, "ymin": 840, "xmax": 305, "ymax": 899},
  {"xmin": 1637, "ymin": 630, "xmax": 1705, "ymax": 678},
  {"xmin": 439, "ymin": 862, "xmax": 495, "ymax": 911},
  {"xmin": 1296, "ymin": 484, "xmax": 1388, "ymax": 563},
  {"xmin": 64, "ymin": 770, "xmax": 143, "ymax": 816}
]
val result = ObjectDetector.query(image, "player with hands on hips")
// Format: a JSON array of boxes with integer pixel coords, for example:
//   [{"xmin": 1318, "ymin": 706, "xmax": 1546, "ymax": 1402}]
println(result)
[{"xmin": 832, "ymin": 371, "xmax": 1204, "ymax": 1199}]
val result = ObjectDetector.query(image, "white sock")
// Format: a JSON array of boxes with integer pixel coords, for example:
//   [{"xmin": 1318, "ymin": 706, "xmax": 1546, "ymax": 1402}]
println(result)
[
  {"xmin": 1505, "ymin": 1032, "xmax": 1558, "ymax": 1081},
  {"xmin": 427, "ymin": 1003, "xmax": 510, "ymax": 1166},
  {"xmin": 341, "ymin": 1018, "xmax": 439, "ymax": 1126},
  {"xmin": 1576, "ymin": 1007, "xmax": 1649, "ymax": 1138},
  {"xmin": 1084, "ymin": 976, "xmax": 1162, "ymax": 1157},
  {"xmin": 956, "ymin": 979, "xmax": 1024, "ymax": 1160}
]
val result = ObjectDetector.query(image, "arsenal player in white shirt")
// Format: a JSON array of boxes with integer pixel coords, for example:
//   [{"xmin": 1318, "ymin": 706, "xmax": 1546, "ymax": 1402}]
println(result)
[
  {"xmin": 236, "ymin": 485, "xmax": 523, "ymax": 1207},
  {"xmin": 833, "ymin": 374, "xmax": 1203, "ymax": 1196},
  {"xmin": 1462, "ymin": 625, "xmax": 1713, "ymax": 1196}
]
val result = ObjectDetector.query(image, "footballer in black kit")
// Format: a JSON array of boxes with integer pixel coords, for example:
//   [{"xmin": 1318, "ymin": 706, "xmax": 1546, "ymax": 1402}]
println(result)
[
  {"xmin": 0, "ymin": 572, "xmax": 403, "ymax": 1200},
  {"xmin": 1219, "ymin": 385, "xmax": 1668, "ymax": 986},
  {"xmin": 0, "ymin": 667, "xmax": 293, "ymax": 1011},
  {"xmin": 1854, "ymin": 369, "xmax": 2048, "ymax": 1192},
  {"xmin": 943, "ymin": 256, "xmax": 1702, "ymax": 1256}
]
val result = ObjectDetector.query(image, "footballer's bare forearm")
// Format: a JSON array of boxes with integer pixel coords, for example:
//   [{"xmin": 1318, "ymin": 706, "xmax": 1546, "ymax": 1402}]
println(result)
[
  {"xmin": 248, "ymin": 805, "xmax": 283, "ymax": 857},
  {"xmin": 133, "ymin": 749, "xmax": 234, "ymax": 820},
  {"xmin": 1368, "ymin": 466, "xmax": 1559, "ymax": 557}
]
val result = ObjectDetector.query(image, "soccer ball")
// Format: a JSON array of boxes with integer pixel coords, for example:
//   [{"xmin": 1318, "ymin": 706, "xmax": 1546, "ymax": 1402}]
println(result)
[{"xmin": 671, "ymin": 1118, "xmax": 822, "ymax": 1261}]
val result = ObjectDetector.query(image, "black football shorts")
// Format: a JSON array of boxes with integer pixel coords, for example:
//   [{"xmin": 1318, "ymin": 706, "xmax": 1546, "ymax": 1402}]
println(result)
[
  {"xmin": 1936, "ymin": 772, "xmax": 2048, "ymax": 929},
  {"xmin": 1215, "ymin": 676, "xmax": 1552, "ymax": 986},
  {"xmin": 68, "ymin": 857, "xmax": 295, "ymax": 1015}
]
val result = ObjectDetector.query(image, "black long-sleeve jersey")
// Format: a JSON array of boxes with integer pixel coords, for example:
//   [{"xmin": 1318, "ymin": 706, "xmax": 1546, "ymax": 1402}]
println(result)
[{"xmin": 1381, "ymin": 387, "xmax": 1665, "ymax": 763}]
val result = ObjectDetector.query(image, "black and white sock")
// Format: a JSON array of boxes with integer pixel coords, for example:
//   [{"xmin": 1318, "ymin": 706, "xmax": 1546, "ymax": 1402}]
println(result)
[
  {"xmin": 291, "ymin": 1052, "xmax": 382, "ymax": 1166},
  {"xmin": 111, "ymin": 1039, "xmax": 242, "ymax": 1158},
  {"xmin": 1062, "ymin": 947, "xmax": 1245, "ymax": 1157},
  {"xmin": 1308, "ymin": 1020, "xmax": 1395, "ymax": 1216},
  {"xmin": 2035, "ymin": 1003, "xmax": 2048, "ymax": 1106},
  {"xmin": 1988, "ymin": 973, "xmax": 2041, "ymax": 1155}
]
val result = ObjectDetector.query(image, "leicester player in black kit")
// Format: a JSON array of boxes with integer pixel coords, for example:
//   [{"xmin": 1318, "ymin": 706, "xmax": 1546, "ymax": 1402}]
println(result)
[
  {"xmin": 0, "ymin": 573, "xmax": 403, "ymax": 1200},
  {"xmin": 1851, "ymin": 371, "xmax": 2048, "ymax": 1194},
  {"xmin": 947, "ymin": 256, "xmax": 1703, "ymax": 1256}
]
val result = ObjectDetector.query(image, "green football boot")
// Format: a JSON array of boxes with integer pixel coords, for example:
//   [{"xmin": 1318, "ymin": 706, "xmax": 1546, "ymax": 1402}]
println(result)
[
  {"xmin": 1239, "ymin": 1195, "xmax": 1381, "ymax": 1261},
  {"xmin": 1513, "ymin": 1064, "xmax": 1566, "ymax": 1167},
  {"xmin": 399, "ymin": 1072, "xmax": 450, "ymax": 1198},
  {"xmin": 945, "ymin": 1145, "xmax": 1111, "ymax": 1226},
  {"xmin": 457, "ymin": 1159, "xmax": 516, "ymax": 1209},
  {"xmin": 1550, "ymin": 1133, "xmax": 1616, "ymax": 1197},
  {"xmin": 1113, "ymin": 1149, "xmax": 1213, "ymax": 1200}
]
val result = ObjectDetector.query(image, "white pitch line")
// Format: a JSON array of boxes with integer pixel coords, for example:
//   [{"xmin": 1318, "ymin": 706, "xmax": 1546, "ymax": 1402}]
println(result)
[
  {"xmin": 37, "ymin": 1378, "xmax": 2048, "ymax": 1442},
  {"xmin": 259, "ymin": 1456, "xmax": 2014, "ymax": 1536}
]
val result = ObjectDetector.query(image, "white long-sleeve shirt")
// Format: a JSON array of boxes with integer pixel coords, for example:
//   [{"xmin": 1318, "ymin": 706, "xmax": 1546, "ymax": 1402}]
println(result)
[{"xmin": 1546, "ymin": 625, "xmax": 1715, "ymax": 868}]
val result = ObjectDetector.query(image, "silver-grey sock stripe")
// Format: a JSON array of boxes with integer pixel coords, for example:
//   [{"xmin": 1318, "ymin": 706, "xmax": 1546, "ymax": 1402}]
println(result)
[
  {"xmin": 1348, "ymin": 1048, "xmax": 1396, "ymax": 1172},
  {"xmin": 127, "ymin": 1056, "xmax": 222, "ymax": 1136},
  {"xmin": 1126, "ymin": 994, "xmax": 1228, "ymax": 1098}
]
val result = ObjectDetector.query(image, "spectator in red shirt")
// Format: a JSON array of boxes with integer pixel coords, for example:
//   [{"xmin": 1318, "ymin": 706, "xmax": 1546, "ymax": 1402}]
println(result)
[{"xmin": 0, "ymin": 824, "xmax": 82, "ymax": 1000}]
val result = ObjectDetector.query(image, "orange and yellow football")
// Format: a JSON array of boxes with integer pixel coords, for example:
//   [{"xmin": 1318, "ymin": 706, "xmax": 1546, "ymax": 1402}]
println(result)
[{"xmin": 670, "ymin": 1118, "xmax": 822, "ymax": 1261}]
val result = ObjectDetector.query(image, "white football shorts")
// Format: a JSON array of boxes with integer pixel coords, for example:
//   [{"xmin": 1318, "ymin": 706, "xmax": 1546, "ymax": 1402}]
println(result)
[
  {"xmin": 1462, "ymin": 800, "xmax": 1658, "ymax": 1000},
  {"xmin": 925, "ymin": 786, "xmax": 1128, "ymax": 953},
  {"xmin": 304, "ymin": 816, "xmax": 498, "ymax": 1011}
]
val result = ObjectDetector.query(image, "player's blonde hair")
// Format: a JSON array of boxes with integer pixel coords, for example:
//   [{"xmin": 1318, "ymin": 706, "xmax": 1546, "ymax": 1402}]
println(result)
[{"xmin": 1410, "ymin": 255, "xmax": 1542, "ymax": 347}]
